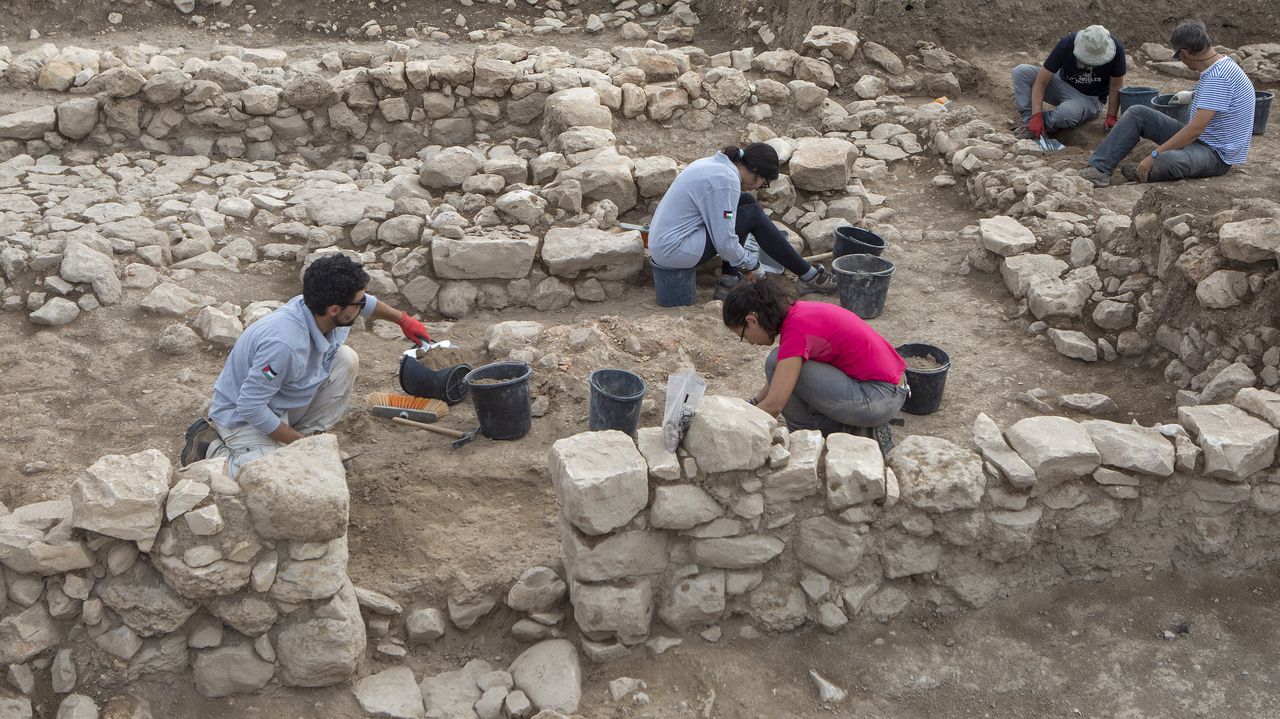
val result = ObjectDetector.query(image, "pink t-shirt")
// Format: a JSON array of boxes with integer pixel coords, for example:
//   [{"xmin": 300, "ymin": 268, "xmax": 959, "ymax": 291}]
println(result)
[{"xmin": 776, "ymin": 301, "xmax": 906, "ymax": 384}]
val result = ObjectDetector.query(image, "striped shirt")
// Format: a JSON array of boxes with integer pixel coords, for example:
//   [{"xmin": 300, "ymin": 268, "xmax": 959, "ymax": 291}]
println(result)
[{"xmin": 1189, "ymin": 57, "xmax": 1255, "ymax": 165}]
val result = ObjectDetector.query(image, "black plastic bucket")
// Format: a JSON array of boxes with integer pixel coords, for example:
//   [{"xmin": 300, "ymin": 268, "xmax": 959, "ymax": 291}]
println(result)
[
  {"xmin": 832, "ymin": 253, "xmax": 895, "ymax": 319},
  {"xmin": 651, "ymin": 259, "xmax": 696, "ymax": 307},
  {"xmin": 832, "ymin": 226, "xmax": 886, "ymax": 259},
  {"xmin": 1151, "ymin": 94, "xmax": 1191, "ymax": 124},
  {"xmin": 588, "ymin": 369, "xmax": 647, "ymax": 436},
  {"xmin": 399, "ymin": 357, "xmax": 471, "ymax": 406},
  {"xmin": 1255, "ymin": 91, "xmax": 1274, "ymax": 136},
  {"xmin": 463, "ymin": 361, "xmax": 532, "ymax": 440},
  {"xmin": 896, "ymin": 343, "xmax": 951, "ymax": 415},
  {"xmin": 1118, "ymin": 86, "xmax": 1158, "ymax": 116}
]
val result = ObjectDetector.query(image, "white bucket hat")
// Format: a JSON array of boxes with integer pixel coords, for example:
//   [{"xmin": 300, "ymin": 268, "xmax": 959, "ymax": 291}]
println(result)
[{"xmin": 1074, "ymin": 25, "xmax": 1117, "ymax": 66}]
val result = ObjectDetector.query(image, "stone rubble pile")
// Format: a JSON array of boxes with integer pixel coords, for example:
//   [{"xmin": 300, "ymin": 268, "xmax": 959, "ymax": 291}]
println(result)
[
  {"xmin": 544, "ymin": 393, "xmax": 1280, "ymax": 654},
  {"xmin": 1136, "ymin": 40, "xmax": 1280, "ymax": 83},
  {"xmin": 0, "ymin": 435, "xmax": 369, "ymax": 711}
]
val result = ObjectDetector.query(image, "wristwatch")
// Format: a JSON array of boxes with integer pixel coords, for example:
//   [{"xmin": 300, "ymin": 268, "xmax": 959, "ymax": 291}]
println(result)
[{"xmin": 1151, "ymin": 150, "xmax": 1160, "ymax": 159}]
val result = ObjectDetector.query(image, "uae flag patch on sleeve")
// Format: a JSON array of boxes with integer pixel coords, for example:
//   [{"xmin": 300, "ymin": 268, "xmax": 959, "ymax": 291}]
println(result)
[
  {"xmin": 261, "ymin": 364, "xmax": 278, "ymax": 380},
  {"xmin": 723, "ymin": 210, "xmax": 734, "ymax": 220}
]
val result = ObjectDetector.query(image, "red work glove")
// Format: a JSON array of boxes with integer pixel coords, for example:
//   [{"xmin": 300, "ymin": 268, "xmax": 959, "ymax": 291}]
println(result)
[
  {"xmin": 397, "ymin": 312, "xmax": 430, "ymax": 346},
  {"xmin": 1028, "ymin": 112, "xmax": 1045, "ymax": 138},
  {"xmin": 1104, "ymin": 114, "xmax": 1118, "ymax": 130}
]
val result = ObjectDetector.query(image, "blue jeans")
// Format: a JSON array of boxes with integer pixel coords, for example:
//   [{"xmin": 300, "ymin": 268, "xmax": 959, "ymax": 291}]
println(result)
[
  {"xmin": 1088, "ymin": 105, "xmax": 1232, "ymax": 180},
  {"xmin": 699, "ymin": 192, "xmax": 812, "ymax": 277},
  {"xmin": 765, "ymin": 348, "xmax": 907, "ymax": 433},
  {"xmin": 1012, "ymin": 64, "xmax": 1103, "ymax": 130}
]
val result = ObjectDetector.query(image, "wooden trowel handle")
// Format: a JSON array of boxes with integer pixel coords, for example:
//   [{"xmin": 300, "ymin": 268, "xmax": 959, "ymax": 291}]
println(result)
[{"xmin": 392, "ymin": 416, "xmax": 466, "ymax": 438}]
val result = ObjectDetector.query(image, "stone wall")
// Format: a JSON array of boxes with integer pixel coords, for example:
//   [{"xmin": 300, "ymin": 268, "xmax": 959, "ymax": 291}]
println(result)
[
  {"xmin": 0, "ymin": 435, "xmax": 368, "ymax": 712},
  {"xmin": 0, "ymin": 26, "xmax": 957, "ymax": 325},
  {"xmin": 549, "ymin": 393, "xmax": 1280, "ymax": 654}
]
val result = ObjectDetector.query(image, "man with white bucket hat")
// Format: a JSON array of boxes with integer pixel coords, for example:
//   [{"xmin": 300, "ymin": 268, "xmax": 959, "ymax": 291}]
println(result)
[{"xmin": 1012, "ymin": 25, "xmax": 1127, "ymax": 139}]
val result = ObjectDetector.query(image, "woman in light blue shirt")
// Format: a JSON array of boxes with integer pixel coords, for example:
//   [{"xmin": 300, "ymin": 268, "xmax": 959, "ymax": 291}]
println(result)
[{"xmin": 648, "ymin": 143, "xmax": 837, "ymax": 298}]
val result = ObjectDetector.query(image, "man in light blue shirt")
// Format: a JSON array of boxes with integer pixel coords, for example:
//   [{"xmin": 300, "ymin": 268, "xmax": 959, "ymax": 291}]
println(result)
[
  {"xmin": 182, "ymin": 254, "xmax": 430, "ymax": 475},
  {"xmin": 1080, "ymin": 20, "xmax": 1255, "ymax": 188}
]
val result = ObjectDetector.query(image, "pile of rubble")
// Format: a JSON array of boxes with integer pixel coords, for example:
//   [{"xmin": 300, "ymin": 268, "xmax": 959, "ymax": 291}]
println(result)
[{"xmin": 547, "ymin": 391, "xmax": 1280, "ymax": 654}]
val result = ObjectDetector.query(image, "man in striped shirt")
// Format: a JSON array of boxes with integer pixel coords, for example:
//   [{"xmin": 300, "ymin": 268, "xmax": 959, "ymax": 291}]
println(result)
[{"xmin": 1080, "ymin": 20, "xmax": 1255, "ymax": 188}]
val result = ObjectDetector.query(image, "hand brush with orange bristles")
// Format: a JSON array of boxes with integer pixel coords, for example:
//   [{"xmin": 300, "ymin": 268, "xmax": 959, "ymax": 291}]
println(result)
[{"xmin": 365, "ymin": 392, "xmax": 449, "ymax": 423}]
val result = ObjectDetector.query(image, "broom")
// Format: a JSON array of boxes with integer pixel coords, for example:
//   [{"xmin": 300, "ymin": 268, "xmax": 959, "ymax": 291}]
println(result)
[{"xmin": 365, "ymin": 392, "xmax": 449, "ymax": 423}]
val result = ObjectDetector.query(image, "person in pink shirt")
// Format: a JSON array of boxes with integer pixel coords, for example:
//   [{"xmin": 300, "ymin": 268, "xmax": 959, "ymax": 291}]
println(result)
[{"xmin": 722, "ymin": 277, "xmax": 908, "ymax": 451}]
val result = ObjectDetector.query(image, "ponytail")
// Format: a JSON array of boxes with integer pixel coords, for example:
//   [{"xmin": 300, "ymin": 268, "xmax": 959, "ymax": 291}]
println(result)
[{"xmin": 722, "ymin": 276, "xmax": 795, "ymax": 337}]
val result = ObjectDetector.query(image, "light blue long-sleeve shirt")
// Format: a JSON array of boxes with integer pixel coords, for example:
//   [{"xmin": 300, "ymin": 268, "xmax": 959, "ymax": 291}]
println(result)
[
  {"xmin": 648, "ymin": 152, "xmax": 753, "ymax": 271},
  {"xmin": 209, "ymin": 293, "xmax": 376, "ymax": 435}
]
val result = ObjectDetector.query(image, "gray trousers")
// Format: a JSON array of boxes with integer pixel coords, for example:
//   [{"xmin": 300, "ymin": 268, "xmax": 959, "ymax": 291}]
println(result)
[
  {"xmin": 1012, "ymin": 63, "xmax": 1104, "ymax": 130},
  {"xmin": 765, "ymin": 348, "xmax": 907, "ymax": 434},
  {"xmin": 1088, "ymin": 105, "xmax": 1232, "ymax": 180},
  {"xmin": 208, "ymin": 346, "xmax": 359, "ymax": 476}
]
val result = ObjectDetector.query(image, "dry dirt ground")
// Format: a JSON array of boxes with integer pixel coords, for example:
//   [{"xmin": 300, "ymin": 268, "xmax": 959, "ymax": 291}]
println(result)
[{"xmin": 1, "ymin": 23, "xmax": 1279, "ymax": 719}]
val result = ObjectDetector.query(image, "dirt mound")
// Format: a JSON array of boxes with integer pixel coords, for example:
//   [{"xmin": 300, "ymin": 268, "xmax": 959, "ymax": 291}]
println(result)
[{"xmin": 755, "ymin": 0, "xmax": 1280, "ymax": 55}]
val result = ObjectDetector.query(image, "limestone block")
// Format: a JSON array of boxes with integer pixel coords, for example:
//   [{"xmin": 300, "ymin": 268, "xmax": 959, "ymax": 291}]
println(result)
[
  {"xmin": 353, "ymin": 666, "xmax": 425, "ymax": 719},
  {"xmin": 1200, "ymin": 363, "xmax": 1256, "ymax": 405},
  {"xmin": 419, "ymin": 147, "xmax": 481, "ymax": 189},
  {"xmin": 658, "ymin": 570, "xmax": 726, "ymax": 631},
  {"xmin": 802, "ymin": 26, "xmax": 861, "ymax": 59},
  {"xmin": 570, "ymin": 579, "xmax": 652, "ymax": 640},
  {"xmin": 0, "ymin": 604, "xmax": 60, "ymax": 663},
  {"xmin": 1005, "ymin": 417, "xmax": 1100, "ymax": 489},
  {"xmin": 1218, "ymin": 218, "xmax": 1280, "ymax": 263},
  {"xmin": 549, "ymin": 431, "xmax": 647, "ymax": 536},
  {"xmin": 1233, "ymin": 387, "xmax": 1280, "ymax": 428},
  {"xmin": 275, "ymin": 582, "xmax": 366, "ymax": 687},
  {"xmin": 1196, "ymin": 270, "xmax": 1249, "ymax": 309},
  {"xmin": 303, "ymin": 191, "xmax": 393, "ymax": 227},
  {"xmin": 269, "ymin": 536, "xmax": 349, "ymax": 603},
  {"xmin": 879, "ymin": 532, "xmax": 942, "ymax": 578},
  {"xmin": 689, "ymin": 535, "xmax": 784, "ymax": 569},
  {"xmin": 508, "ymin": 639, "xmax": 581, "ymax": 714},
  {"xmin": 747, "ymin": 577, "xmax": 807, "ymax": 632},
  {"xmin": 764, "ymin": 429, "xmax": 822, "ymax": 502},
  {"xmin": 824, "ymin": 433, "xmax": 884, "ymax": 509},
  {"xmin": 788, "ymin": 137, "xmax": 856, "ymax": 192},
  {"xmin": 795, "ymin": 516, "xmax": 865, "ymax": 579},
  {"xmin": 97, "ymin": 561, "xmax": 197, "ymax": 637},
  {"xmin": 555, "ymin": 151, "xmax": 637, "ymax": 213},
  {"xmin": 683, "ymin": 396, "xmax": 776, "ymax": 474},
  {"xmin": 633, "ymin": 156, "xmax": 679, "ymax": 198},
  {"xmin": 56, "ymin": 98, "xmax": 99, "ymax": 140},
  {"xmin": 999, "ymin": 254, "xmax": 1067, "ymax": 299},
  {"xmin": 887, "ymin": 436, "xmax": 984, "ymax": 512},
  {"xmin": 236, "ymin": 435, "xmax": 349, "ymax": 542},
  {"xmin": 636, "ymin": 427, "xmax": 680, "ymax": 481},
  {"xmin": 1047, "ymin": 328, "xmax": 1097, "ymax": 361},
  {"xmin": 71, "ymin": 449, "xmax": 170, "ymax": 543},
  {"xmin": 649, "ymin": 486, "xmax": 721, "ymax": 529},
  {"xmin": 192, "ymin": 307, "xmax": 243, "ymax": 348},
  {"xmin": 495, "ymin": 191, "xmax": 547, "ymax": 225},
  {"xmin": 1079, "ymin": 420, "xmax": 1175, "ymax": 477},
  {"xmin": 192, "ymin": 643, "xmax": 275, "ymax": 698},
  {"xmin": 431, "ymin": 235, "xmax": 537, "ymax": 280},
  {"xmin": 0, "ymin": 106, "xmax": 56, "ymax": 140},
  {"xmin": 972, "ymin": 413, "xmax": 1036, "ymax": 488},
  {"xmin": 540, "ymin": 227, "xmax": 644, "ymax": 281},
  {"xmin": 29, "ymin": 298, "xmax": 80, "ymax": 326},
  {"xmin": 1178, "ymin": 404, "xmax": 1279, "ymax": 481},
  {"xmin": 978, "ymin": 216, "xmax": 1036, "ymax": 256},
  {"xmin": 420, "ymin": 659, "xmax": 492, "ymax": 718},
  {"xmin": 506, "ymin": 567, "xmax": 567, "ymax": 613},
  {"xmin": 983, "ymin": 506, "xmax": 1042, "ymax": 563},
  {"xmin": 561, "ymin": 529, "xmax": 668, "ymax": 582}
]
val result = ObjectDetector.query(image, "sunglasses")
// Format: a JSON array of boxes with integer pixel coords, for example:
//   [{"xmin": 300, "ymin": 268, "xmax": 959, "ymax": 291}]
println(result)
[{"xmin": 738, "ymin": 325, "xmax": 747, "ymax": 342}]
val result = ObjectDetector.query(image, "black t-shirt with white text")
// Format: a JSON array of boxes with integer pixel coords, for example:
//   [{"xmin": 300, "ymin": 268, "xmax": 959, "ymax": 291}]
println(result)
[{"xmin": 1043, "ymin": 31, "xmax": 1127, "ymax": 98}]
